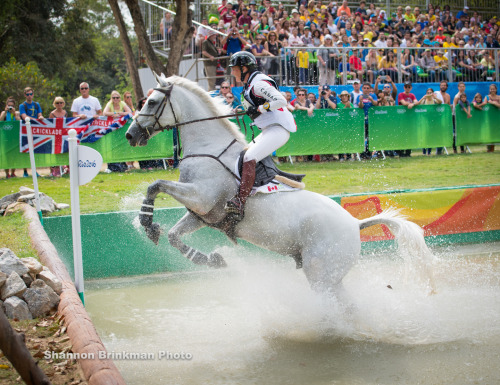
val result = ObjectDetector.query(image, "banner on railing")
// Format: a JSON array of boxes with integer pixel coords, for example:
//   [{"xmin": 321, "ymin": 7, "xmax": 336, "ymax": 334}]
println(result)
[
  {"xmin": 368, "ymin": 105, "xmax": 453, "ymax": 151},
  {"xmin": 19, "ymin": 116, "xmax": 132, "ymax": 154},
  {"xmin": 456, "ymin": 104, "xmax": 500, "ymax": 146},
  {"xmin": 234, "ymin": 109, "xmax": 366, "ymax": 156},
  {"xmin": 0, "ymin": 120, "xmax": 174, "ymax": 169}
]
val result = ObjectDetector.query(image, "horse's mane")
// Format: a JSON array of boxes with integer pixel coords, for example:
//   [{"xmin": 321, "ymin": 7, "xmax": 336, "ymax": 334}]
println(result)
[{"xmin": 166, "ymin": 75, "xmax": 247, "ymax": 144}]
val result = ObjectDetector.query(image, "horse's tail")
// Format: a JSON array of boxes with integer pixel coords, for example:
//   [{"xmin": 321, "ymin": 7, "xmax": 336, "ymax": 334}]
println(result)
[{"xmin": 358, "ymin": 208, "xmax": 437, "ymax": 294}]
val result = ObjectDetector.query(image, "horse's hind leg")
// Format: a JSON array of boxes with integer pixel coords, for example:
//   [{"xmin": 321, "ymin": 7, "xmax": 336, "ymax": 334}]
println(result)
[{"xmin": 168, "ymin": 212, "xmax": 226, "ymax": 268}]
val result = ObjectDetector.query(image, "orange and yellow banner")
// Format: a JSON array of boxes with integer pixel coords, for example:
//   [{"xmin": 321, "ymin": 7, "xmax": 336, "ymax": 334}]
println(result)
[{"xmin": 340, "ymin": 185, "xmax": 500, "ymax": 242}]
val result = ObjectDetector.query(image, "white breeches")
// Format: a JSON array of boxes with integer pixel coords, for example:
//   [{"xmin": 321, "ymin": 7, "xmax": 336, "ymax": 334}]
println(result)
[{"xmin": 244, "ymin": 124, "xmax": 290, "ymax": 163}]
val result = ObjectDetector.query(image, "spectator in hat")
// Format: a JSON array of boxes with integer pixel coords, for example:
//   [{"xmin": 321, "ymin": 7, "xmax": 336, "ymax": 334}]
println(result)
[
  {"xmin": 318, "ymin": 34, "xmax": 337, "ymax": 85},
  {"xmin": 456, "ymin": 6, "xmax": 469, "ymax": 21},
  {"xmin": 202, "ymin": 30, "xmax": 221, "ymax": 91},
  {"xmin": 316, "ymin": 85, "xmax": 337, "ymax": 110},
  {"xmin": 351, "ymin": 79, "xmax": 363, "ymax": 107},
  {"xmin": 397, "ymin": 82, "xmax": 417, "ymax": 157},
  {"xmin": 338, "ymin": 90, "xmax": 353, "ymax": 109},
  {"xmin": 434, "ymin": 27, "xmax": 446, "ymax": 43},
  {"xmin": 238, "ymin": 7, "xmax": 251, "ymax": 27}
]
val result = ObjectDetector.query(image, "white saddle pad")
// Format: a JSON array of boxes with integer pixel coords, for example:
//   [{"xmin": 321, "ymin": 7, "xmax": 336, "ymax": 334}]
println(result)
[{"xmin": 233, "ymin": 161, "xmax": 299, "ymax": 195}]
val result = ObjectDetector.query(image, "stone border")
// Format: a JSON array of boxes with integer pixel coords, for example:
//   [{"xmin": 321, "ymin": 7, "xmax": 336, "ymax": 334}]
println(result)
[{"xmin": 20, "ymin": 204, "xmax": 126, "ymax": 385}]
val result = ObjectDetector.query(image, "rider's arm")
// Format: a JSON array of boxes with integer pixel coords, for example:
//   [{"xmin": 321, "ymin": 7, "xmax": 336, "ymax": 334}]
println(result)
[{"xmin": 252, "ymin": 80, "xmax": 287, "ymax": 113}]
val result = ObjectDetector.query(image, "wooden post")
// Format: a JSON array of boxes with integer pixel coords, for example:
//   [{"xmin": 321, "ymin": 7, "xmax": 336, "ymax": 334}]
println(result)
[{"xmin": 0, "ymin": 309, "xmax": 51, "ymax": 385}]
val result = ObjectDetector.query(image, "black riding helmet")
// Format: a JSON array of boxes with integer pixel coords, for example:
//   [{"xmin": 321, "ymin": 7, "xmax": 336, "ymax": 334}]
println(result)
[{"xmin": 228, "ymin": 51, "xmax": 257, "ymax": 82}]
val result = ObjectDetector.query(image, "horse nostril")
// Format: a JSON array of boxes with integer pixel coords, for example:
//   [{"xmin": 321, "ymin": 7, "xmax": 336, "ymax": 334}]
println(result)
[{"xmin": 126, "ymin": 133, "xmax": 132, "ymax": 140}]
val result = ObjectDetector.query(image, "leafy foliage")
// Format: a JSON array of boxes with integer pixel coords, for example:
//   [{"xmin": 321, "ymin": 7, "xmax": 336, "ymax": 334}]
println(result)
[
  {"xmin": 0, "ymin": 0, "xmax": 137, "ymax": 112},
  {"xmin": 0, "ymin": 58, "xmax": 64, "ymax": 114}
]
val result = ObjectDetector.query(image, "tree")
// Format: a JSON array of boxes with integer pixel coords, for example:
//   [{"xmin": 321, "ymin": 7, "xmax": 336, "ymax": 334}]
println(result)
[
  {"xmin": 124, "ymin": 0, "xmax": 195, "ymax": 77},
  {"xmin": 108, "ymin": 0, "xmax": 144, "ymax": 101},
  {"xmin": 0, "ymin": 0, "xmax": 67, "ymax": 76},
  {"xmin": 0, "ymin": 58, "xmax": 63, "ymax": 114}
]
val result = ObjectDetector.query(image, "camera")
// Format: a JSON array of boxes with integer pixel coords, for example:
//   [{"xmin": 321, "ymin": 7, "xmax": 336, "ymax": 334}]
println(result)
[
  {"xmin": 7, "ymin": 106, "xmax": 14, "ymax": 110},
  {"xmin": 321, "ymin": 91, "xmax": 326, "ymax": 95}
]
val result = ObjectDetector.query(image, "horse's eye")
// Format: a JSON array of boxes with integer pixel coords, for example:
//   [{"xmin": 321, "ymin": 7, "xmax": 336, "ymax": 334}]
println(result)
[{"xmin": 148, "ymin": 99, "xmax": 156, "ymax": 106}]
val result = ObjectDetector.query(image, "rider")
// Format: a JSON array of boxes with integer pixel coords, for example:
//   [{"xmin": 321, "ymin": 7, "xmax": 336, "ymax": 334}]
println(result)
[{"xmin": 225, "ymin": 51, "xmax": 297, "ymax": 220}]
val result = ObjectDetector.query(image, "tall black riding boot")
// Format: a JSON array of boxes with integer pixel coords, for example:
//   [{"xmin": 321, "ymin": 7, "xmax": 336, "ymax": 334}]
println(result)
[{"xmin": 225, "ymin": 159, "xmax": 256, "ymax": 220}]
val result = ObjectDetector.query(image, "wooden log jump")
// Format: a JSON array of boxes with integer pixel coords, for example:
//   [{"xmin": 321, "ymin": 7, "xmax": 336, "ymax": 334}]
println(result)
[{"xmin": 20, "ymin": 204, "xmax": 126, "ymax": 385}]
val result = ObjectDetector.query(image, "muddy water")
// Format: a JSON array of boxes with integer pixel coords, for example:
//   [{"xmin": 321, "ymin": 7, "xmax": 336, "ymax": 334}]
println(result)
[{"xmin": 86, "ymin": 242, "xmax": 500, "ymax": 385}]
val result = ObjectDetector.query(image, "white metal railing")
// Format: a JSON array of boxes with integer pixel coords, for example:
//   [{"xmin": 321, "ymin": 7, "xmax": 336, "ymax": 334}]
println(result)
[
  {"xmin": 192, "ymin": 47, "xmax": 499, "ymax": 90},
  {"xmin": 139, "ymin": 0, "xmax": 226, "ymax": 58}
]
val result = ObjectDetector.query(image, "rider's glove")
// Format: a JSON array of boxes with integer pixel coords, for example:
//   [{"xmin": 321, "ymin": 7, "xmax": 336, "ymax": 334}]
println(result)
[{"xmin": 246, "ymin": 106, "xmax": 261, "ymax": 120}]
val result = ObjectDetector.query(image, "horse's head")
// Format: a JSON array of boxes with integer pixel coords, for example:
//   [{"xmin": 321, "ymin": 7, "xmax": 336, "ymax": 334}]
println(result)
[{"xmin": 126, "ymin": 73, "xmax": 175, "ymax": 147}]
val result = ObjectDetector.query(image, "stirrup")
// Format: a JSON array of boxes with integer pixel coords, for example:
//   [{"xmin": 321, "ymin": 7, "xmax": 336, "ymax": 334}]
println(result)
[{"xmin": 225, "ymin": 196, "xmax": 244, "ymax": 219}]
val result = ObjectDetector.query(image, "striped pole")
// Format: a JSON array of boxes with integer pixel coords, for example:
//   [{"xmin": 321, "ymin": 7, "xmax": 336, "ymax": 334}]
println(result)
[
  {"xmin": 25, "ymin": 118, "xmax": 43, "ymax": 226},
  {"xmin": 68, "ymin": 129, "xmax": 85, "ymax": 305}
]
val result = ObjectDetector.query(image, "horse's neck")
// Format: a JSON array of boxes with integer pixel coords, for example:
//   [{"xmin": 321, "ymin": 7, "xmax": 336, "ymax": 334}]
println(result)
[
  {"xmin": 175, "ymin": 90, "xmax": 243, "ymax": 156},
  {"xmin": 180, "ymin": 119, "xmax": 242, "ymax": 157}
]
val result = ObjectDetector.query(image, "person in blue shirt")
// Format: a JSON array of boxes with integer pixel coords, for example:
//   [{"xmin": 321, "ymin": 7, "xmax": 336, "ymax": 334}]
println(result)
[
  {"xmin": 455, "ymin": 6, "xmax": 469, "ymax": 20},
  {"xmin": 19, "ymin": 87, "xmax": 43, "ymax": 177},
  {"xmin": 19, "ymin": 87, "xmax": 43, "ymax": 121},
  {"xmin": 356, "ymin": 83, "xmax": 378, "ymax": 158}
]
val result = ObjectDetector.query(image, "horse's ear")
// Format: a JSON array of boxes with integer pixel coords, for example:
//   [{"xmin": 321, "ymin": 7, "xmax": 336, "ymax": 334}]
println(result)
[{"xmin": 156, "ymin": 73, "xmax": 168, "ymax": 88}]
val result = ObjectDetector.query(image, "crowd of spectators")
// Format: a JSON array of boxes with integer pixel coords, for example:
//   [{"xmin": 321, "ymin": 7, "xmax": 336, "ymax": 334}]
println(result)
[
  {"xmin": 195, "ymin": 0, "xmax": 500, "ymax": 87},
  {"xmin": 0, "ymin": 84, "xmax": 167, "ymax": 179},
  {"xmin": 196, "ymin": 1, "xmax": 499, "ymax": 160}
]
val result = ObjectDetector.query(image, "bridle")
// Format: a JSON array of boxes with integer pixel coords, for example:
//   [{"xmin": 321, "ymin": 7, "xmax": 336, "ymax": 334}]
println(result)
[
  {"xmin": 133, "ymin": 83, "xmax": 247, "ymax": 137},
  {"xmin": 133, "ymin": 82, "xmax": 251, "ymax": 182}
]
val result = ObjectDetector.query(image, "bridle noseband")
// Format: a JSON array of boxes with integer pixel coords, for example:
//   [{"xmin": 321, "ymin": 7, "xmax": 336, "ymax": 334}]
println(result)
[{"xmin": 134, "ymin": 84, "xmax": 178, "ymax": 137}]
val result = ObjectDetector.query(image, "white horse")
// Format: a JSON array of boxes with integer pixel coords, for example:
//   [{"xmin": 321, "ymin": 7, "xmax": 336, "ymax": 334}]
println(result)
[{"xmin": 126, "ymin": 74, "xmax": 435, "ymax": 293}]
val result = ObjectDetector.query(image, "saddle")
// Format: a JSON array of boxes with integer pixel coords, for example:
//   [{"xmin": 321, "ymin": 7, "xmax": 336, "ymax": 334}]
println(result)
[
  {"xmin": 237, "ymin": 150, "xmax": 306, "ymax": 188},
  {"xmin": 189, "ymin": 152, "xmax": 306, "ymax": 244}
]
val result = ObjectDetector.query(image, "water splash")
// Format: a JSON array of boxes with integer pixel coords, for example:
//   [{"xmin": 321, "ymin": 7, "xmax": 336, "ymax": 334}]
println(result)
[{"xmin": 86, "ymin": 242, "xmax": 500, "ymax": 385}]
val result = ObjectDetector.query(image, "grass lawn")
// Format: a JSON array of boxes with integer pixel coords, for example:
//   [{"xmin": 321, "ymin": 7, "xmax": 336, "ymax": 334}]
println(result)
[
  {"xmin": 0, "ymin": 147, "xmax": 499, "ymax": 271},
  {"xmin": 1, "ymin": 148, "xmax": 499, "ymax": 217}
]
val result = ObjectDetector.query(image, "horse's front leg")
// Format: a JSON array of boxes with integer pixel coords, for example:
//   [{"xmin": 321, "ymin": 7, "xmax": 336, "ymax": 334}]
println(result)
[
  {"xmin": 139, "ymin": 179, "xmax": 221, "ymax": 244},
  {"xmin": 168, "ymin": 212, "xmax": 226, "ymax": 268}
]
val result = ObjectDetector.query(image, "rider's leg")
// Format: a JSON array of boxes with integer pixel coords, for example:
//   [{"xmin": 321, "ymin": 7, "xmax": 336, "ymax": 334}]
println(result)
[{"xmin": 226, "ymin": 125, "xmax": 290, "ymax": 218}]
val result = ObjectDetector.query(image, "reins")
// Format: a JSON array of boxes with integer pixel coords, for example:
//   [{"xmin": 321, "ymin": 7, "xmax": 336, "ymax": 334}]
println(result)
[
  {"xmin": 134, "ymin": 83, "xmax": 252, "ymax": 182},
  {"xmin": 135, "ymin": 85, "xmax": 248, "ymax": 134}
]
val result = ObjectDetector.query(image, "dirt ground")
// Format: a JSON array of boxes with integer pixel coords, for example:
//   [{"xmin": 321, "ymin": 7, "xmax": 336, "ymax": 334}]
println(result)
[{"xmin": 0, "ymin": 314, "xmax": 87, "ymax": 385}]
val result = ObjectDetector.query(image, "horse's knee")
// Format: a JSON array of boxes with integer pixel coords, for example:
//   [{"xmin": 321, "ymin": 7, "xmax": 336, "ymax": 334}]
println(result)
[
  {"xmin": 146, "ymin": 181, "xmax": 161, "ymax": 198},
  {"xmin": 167, "ymin": 228, "xmax": 179, "ymax": 247},
  {"xmin": 139, "ymin": 198, "xmax": 155, "ymax": 227}
]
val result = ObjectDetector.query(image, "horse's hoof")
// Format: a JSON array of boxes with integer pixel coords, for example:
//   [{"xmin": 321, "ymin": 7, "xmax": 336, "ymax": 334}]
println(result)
[
  {"xmin": 145, "ymin": 223, "xmax": 162, "ymax": 245},
  {"xmin": 208, "ymin": 252, "xmax": 227, "ymax": 268},
  {"xmin": 191, "ymin": 252, "xmax": 209, "ymax": 265}
]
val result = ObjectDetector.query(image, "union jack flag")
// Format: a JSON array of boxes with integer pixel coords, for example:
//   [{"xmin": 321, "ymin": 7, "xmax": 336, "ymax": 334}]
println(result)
[{"xmin": 20, "ymin": 115, "xmax": 131, "ymax": 154}]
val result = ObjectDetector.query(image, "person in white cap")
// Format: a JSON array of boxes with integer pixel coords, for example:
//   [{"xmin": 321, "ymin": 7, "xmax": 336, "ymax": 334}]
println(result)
[
  {"xmin": 456, "ymin": 6, "xmax": 469, "ymax": 20},
  {"xmin": 317, "ymin": 34, "xmax": 337, "ymax": 85}
]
